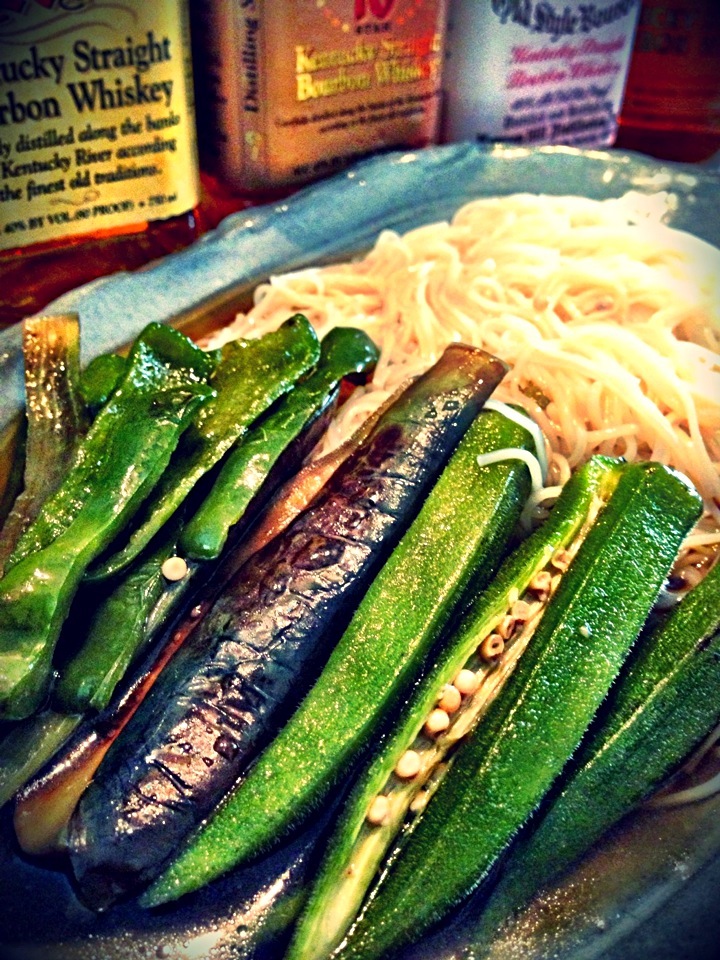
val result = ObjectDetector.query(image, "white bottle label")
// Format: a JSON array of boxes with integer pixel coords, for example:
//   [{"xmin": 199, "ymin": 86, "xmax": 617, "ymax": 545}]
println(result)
[{"xmin": 443, "ymin": 0, "xmax": 641, "ymax": 148}]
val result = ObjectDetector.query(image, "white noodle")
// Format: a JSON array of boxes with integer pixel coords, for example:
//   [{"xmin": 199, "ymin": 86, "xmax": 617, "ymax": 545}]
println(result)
[{"xmin": 210, "ymin": 192, "xmax": 720, "ymax": 556}]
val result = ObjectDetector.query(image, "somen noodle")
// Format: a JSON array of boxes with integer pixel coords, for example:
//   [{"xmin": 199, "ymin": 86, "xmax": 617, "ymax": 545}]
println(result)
[{"xmin": 211, "ymin": 192, "xmax": 720, "ymax": 581}]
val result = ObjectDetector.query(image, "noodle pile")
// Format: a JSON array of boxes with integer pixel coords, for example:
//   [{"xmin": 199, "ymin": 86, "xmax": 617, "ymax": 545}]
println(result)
[{"xmin": 212, "ymin": 192, "xmax": 720, "ymax": 577}]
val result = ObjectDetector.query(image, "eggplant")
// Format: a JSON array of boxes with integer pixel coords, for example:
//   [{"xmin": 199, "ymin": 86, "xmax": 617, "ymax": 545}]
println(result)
[{"xmin": 66, "ymin": 344, "xmax": 507, "ymax": 910}]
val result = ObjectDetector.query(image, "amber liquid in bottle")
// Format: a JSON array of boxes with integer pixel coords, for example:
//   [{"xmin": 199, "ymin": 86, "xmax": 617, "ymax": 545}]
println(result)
[
  {"xmin": 0, "ymin": 0, "xmax": 202, "ymax": 328},
  {"xmin": 616, "ymin": 0, "xmax": 720, "ymax": 162}
]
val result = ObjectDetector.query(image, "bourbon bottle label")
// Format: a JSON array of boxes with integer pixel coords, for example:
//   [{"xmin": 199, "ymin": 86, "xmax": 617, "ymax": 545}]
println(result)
[
  {"xmin": 193, "ymin": 0, "xmax": 448, "ymax": 192},
  {"xmin": 0, "ymin": 0, "xmax": 199, "ymax": 251}
]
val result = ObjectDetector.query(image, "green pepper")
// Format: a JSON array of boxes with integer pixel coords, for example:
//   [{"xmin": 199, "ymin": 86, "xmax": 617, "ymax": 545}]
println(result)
[
  {"xmin": 78, "ymin": 352, "xmax": 128, "ymax": 417},
  {"xmin": 330, "ymin": 461, "xmax": 701, "ymax": 960},
  {"xmin": 0, "ymin": 710, "xmax": 82, "ymax": 810},
  {"xmin": 180, "ymin": 326, "xmax": 379, "ymax": 560},
  {"xmin": 142, "ymin": 403, "xmax": 538, "ymax": 908},
  {"xmin": 88, "ymin": 315, "xmax": 321, "ymax": 580},
  {"xmin": 0, "ymin": 324, "xmax": 215, "ymax": 720},
  {"xmin": 0, "ymin": 315, "xmax": 86, "ymax": 576},
  {"xmin": 474, "ymin": 556, "xmax": 720, "ymax": 941},
  {"xmin": 53, "ymin": 519, "xmax": 184, "ymax": 715}
]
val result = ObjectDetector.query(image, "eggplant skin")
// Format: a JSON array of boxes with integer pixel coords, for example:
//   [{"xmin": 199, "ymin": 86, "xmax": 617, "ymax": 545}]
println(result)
[{"xmin": 67, "ymin": 345, "xmax": 506, "ymax": 910}]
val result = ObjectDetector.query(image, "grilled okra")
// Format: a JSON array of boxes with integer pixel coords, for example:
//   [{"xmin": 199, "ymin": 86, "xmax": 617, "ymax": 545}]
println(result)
[
  {"xmin": 474, "ymin": 554, "xmax": 720, "ymax": 940},
  {"xmin": 290, "ymin": 459, "xmax": 701, "ymax": 960}
]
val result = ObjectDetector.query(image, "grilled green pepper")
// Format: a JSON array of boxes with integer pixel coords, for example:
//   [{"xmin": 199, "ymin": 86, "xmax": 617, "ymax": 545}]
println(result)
[
  {"xmin": 53, "ymin": 328, "xmax": 376, "ymax": 717},
  {"xmin": 0, "ymin": 324, "xmax": 215, "ymax": 720},
  {"xmin": 143, "ymin": 405, "xmax": 537, "ymax": 909},
  {"xmin": 334, "ymin": 461, "xmax": 701, "ymax": 960},
  {"xmin": 78, "ymin": 353, "xmax": 128, "ymax": 417},
  {"xmin": 0, "ymin": 315, "xmax": 86, "ymax": 576},
  {"xmin": 53, "ymin": 521, "xmax": 184, "ymax": 715},
  {"xmin": 89, "ymin": 315, "xmax": 320, "ymax": 580},
  {"xmin": 294, "ymin": 460, "xmax": 701, "ymax": 960},
  {"xmin": 475, "ymin": 555, "xmax": 720, "ymax": 939},
  {"xmin": 180, "ymin": 326, "xmax": 378, "ymax": 560},
  {"xmin": 0, "ymin": 710, "xmax": 82, "ymax": 810}
]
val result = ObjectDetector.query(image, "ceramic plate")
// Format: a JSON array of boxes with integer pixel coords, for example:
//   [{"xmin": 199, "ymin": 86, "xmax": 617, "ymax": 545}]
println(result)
[{"xmin": 1, "ymin": 143, "xmax": 719, "ymax": 960}]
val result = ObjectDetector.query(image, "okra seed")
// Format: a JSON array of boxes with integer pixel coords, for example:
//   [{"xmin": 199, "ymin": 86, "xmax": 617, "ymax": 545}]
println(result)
[
  {"xmin": 395, "ymin": 750, "xmax": 422, "ymax": 779},
  {"xmin": 454, "ymin": 669, "xmax": 479, "ymax": 696},
  {"xmin": 367, "ymin": 795, "xmax": 390, "ymax": 826},
  {"xmin": 530, "ymin": 570, "xmax": 552, "ymax": 597},
  {"xmin": 480, "ymin": 633, "xmax": 505, "ymax": 661},
  {"xmin": 498, "ymin": 616, "xmax": 516, "ymax": 640},
  {"xmin": 437, "ymin": 684, "xmax": 462, "ymax": 714},
  {"xmin": 424, "ymin": 708, "xmax": 450, "ymax": 736},
  {"xmin": 410, "ymin": 791, "xmax": 429, "ymax": 813},
  {"xmin": 551, "ymin": 549, "xmax": 572, "ymax": 571},
  {"xmin": 511, "ymin": 600, "xmax": 532, "ymax": 622},
  {"xmin": 161, "ymin": 556, "xmax": 188, "ymax": 581}
]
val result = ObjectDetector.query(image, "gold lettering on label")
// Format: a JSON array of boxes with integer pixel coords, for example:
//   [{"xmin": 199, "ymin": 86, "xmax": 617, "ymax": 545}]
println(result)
[
  {"xmin": 295, "ymin": 43, "xmax": 378, "ymax": 74},
  {"xmin": 296, "ymin": 68, "xmax": 372, "ymax": 102}
]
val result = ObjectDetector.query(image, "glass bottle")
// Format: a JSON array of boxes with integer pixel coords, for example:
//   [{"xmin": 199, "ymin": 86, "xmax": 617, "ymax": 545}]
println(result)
[{"xmin": 0, "ymin": 0, "xmax": 201, "ymax": 327}]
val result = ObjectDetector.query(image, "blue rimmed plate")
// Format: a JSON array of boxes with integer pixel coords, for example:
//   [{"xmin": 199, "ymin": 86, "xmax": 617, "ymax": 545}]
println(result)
[{"xmin": 1, "ymin": 142, "xmax": 719, "ymax": 960}]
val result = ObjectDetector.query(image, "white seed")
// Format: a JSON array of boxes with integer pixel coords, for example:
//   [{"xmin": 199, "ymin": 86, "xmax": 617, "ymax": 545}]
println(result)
[
  {"xmin": 530, "ymin": 570, "xmax": 552, "ymax": 598},
  {"xmin": 410, "ymin": 791, "xmax": 429, "ymax": 813},
  {"xmin": 480, "ymin": 633, "xmax": 505, "ymax": 661},
  {"xmin": 161, "ymin": 556, "xmax": 188, "ymax": 581},
  {"xmin": 498, "ymin": 615, "xmax": 516, "ymax": 640},
  {"xmin": 424, "ymin": 708, "xmax": 450, "ymax": 736},
  {"xmin": 395, "ymin": 750, "xmax": 421, "ymax": 779},
  {"xmin": 453, "ymin": 669, "xmax": 479, "ymax": 696},
  {"xmin": 366, "ymin": 795, "xmax": 390, "ymax": 826},
  {"xmin": 511, "ymin": 600, "xmax": 532, "ymax": 622},
  {"xmin": 437, "ymin": 684, "xmax": 462, "ymax": 714},
  {"xmin": 551, "ymin": 549, "xmax": 572, "ymax": 571}
]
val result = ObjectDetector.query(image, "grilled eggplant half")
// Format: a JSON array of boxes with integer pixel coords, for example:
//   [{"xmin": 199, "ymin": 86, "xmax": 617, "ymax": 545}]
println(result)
[{"xmin": 66, "ymin": 344, "xmax": 507, "ymax": 909}]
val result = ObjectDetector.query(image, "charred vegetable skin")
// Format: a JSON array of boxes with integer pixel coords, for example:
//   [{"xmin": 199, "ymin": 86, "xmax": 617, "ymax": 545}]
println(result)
[
  {"xmin": 0, "ymin": 324, "xmax": 215, "ymax": 721},
  {"xmin": 325, "ymin": 461, "xmax": 701, "ymax": 960},
  {"xmin": 67, "ymin": 344, "xmax": 507, "ymax": 910},
  {"xmin": 0, "ymin": 315, "xmax": 86, "ymax": 577},
  {"xmin": 144, "ymin": 405, "xmax": 537, "ymax": 906}
]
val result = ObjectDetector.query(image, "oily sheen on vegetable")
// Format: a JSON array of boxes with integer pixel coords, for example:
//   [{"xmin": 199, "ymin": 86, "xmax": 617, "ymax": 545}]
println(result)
[{"xmin": 66, "ymin": 344, "xmax": 507, "ymax": 909}]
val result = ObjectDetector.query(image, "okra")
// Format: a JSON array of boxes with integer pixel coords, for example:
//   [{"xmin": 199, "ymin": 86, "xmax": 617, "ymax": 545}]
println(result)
[
  {"xmin": 144, "ymin": 405, "xmax": 538, "ymax": 908},
  {"xmin": 180, "ymin": 326, "xmax": 379, "ymax": 560},
  {"xmin": 475, "ymin": 556, "xmax": 720, "ymax": 939},
  {"xmin": 0, "ymin": 324, "xmax": 215, "ymax": 720},
  {"xmin": 286, "ymin": 456, "xmax": 619, "ymax": 960},
  {"xmin": 297, "ymin": 460, "xmax": 701, "ymax": 960},
  {"xmin": 89, "ymin": 315, "xmax": 321, "ymax": 580}
]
